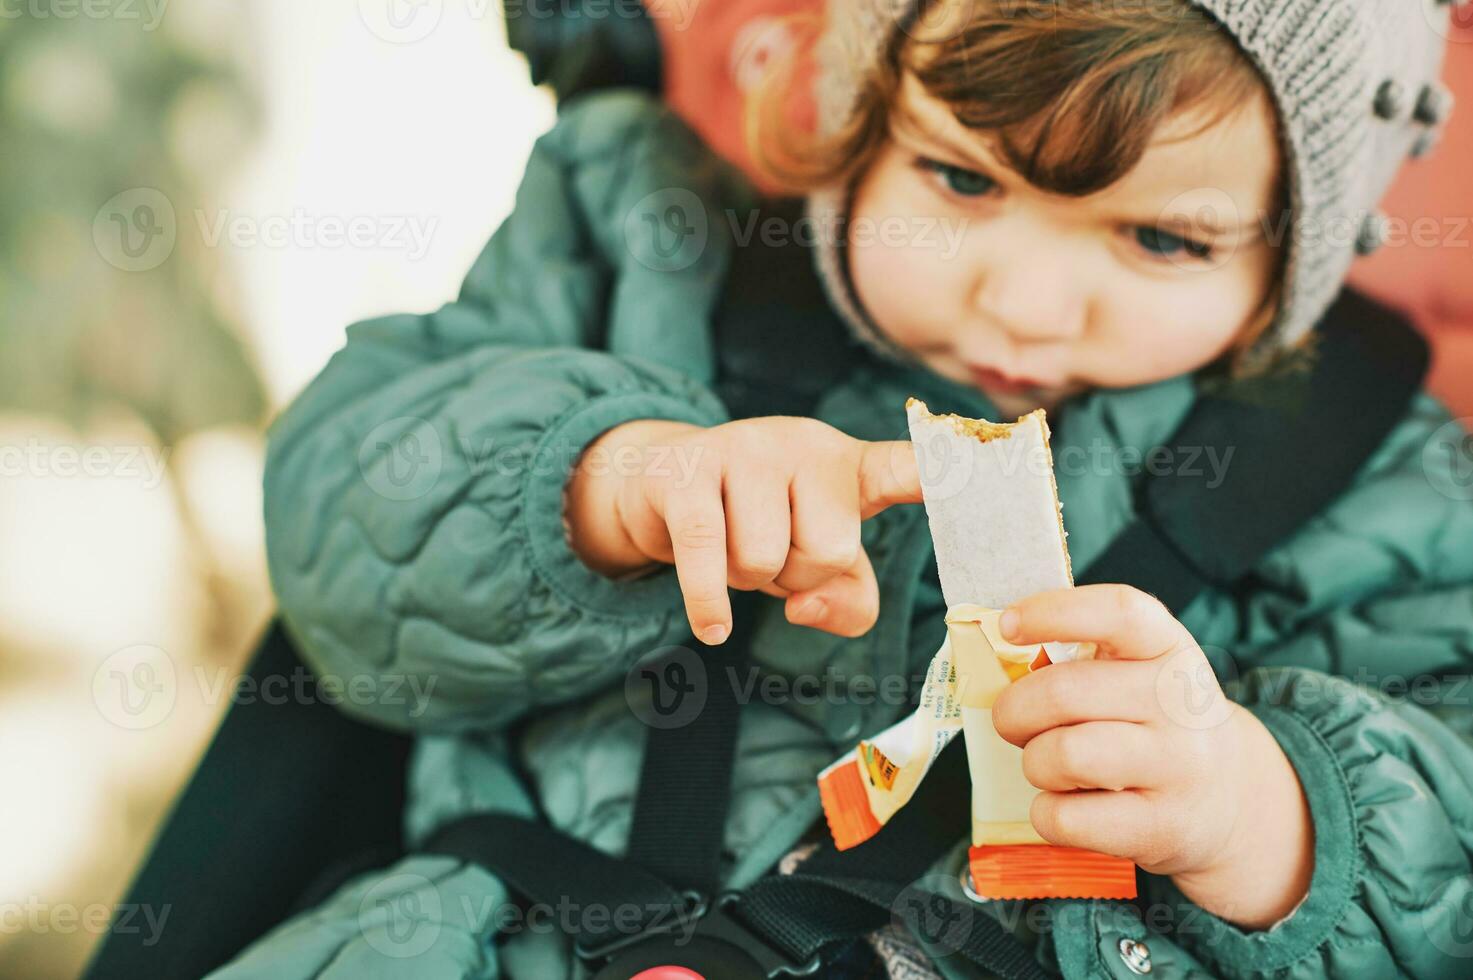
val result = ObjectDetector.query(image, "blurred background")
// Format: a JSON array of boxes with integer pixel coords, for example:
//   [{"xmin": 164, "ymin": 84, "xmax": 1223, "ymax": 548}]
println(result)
[
  {"xmin": 1, "ymin": 1, "xmax": 1469, "ymax": 977},
  {"xmin": 0, "ymin": 2, "xmax": 552, "ymax": 976}
]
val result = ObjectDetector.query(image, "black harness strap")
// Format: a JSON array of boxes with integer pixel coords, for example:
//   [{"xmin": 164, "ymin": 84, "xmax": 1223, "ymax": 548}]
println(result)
[
  {"xmin": 428, "ymin": 738, "xmax": 1052, "ymax": 978},
  {"xmin": 712, "ymin": 199, "xmax": 867, "ymax": 422},
  {"xmin": 1080, "ymin": 288, "xmax": 1430, "ymax": 607},
  {"xmin": 426, "ymin": 814, "xmax": 685, "ymax": 930},
  {"xmin": 730, "ymin": 741, "xmax": 1050, "ymax": 980},
  {"xmin": 624, "ymin": 620, "xmax": 752, "ymax": 895}
]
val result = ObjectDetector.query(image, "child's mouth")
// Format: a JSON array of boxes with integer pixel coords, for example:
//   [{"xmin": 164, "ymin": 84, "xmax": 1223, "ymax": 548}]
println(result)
[{"xmin": 967, "ymin": 365, "xmax": 1049, "ymax": 396}]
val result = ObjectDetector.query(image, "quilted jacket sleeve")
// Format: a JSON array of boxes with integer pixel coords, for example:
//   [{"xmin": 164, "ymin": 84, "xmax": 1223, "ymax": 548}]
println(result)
[
  {"xmin": 263, "ymin": 90, "xmax": 750, "ymax": 733},
  {"xmin": 1132, "ymin": 394, "xmax": 1473, "ymax": 979}
]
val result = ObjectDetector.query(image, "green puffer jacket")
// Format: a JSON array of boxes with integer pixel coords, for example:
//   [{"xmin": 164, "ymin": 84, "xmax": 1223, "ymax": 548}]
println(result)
[{"xmin": 221, "ymin": 90, "xmax": 1473, "ymax": 980}]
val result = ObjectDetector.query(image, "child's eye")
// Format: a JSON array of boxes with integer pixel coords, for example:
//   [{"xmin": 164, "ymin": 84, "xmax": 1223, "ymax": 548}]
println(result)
[
  {"xmin": 915, "ymin": 157, "xmax": 997, "ymax": 198},
  {"xmin": 1134, "ymin": 226, "xmax": 1214, "ymax": 262}
]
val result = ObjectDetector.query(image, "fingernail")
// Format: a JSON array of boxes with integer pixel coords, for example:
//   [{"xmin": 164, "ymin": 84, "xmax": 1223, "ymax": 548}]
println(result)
[
  {"xmin": 701, "ymin": 624, "xmax": 729, "ymax": 646},
  {"xmin": 1000, "ymin": 608, "xmax": 1020, "ymax": 641}
]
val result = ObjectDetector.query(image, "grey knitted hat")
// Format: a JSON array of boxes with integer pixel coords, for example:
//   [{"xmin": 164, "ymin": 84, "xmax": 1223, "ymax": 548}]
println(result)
[{"xmin": 806, "ymin": 0, "xmax": 1462, "ymax": 370}]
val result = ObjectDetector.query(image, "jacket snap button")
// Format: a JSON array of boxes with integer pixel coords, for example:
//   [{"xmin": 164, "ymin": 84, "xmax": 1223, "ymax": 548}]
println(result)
[{"xmin": 1117, "ymin": 937, "xmax": 1152, "ymax": 975}]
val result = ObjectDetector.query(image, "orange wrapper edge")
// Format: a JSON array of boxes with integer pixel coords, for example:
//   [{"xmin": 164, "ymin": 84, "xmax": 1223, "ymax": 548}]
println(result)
[
  {"xmin": 968, "ymin": 844, "xmax": 1138, "ymax": 900},
  {"xmin": 818, "ymin": 756, "xmax": 882, "ymax": 851}
]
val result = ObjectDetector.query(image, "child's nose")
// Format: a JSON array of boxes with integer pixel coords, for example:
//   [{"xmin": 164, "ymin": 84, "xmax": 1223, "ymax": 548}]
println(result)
[{"xmin": 969, "ymin": 254, "xmax": 1087, "ymax": 344}]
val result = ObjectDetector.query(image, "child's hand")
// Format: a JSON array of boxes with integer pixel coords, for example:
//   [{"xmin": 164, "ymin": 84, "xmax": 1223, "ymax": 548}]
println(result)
[
  {"xmin": 565, "ymin": 416, "xmax": 922, "ymax": 644},
  {"xmin": 991, "ymin": 584, "xmax": 1315, "ymax": 930}
]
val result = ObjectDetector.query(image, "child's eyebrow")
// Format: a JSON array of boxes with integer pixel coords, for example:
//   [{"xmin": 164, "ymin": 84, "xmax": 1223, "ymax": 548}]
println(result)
[
  {"xmin": 883, "ymin": 91, "xmax": 1001, "ymax": 164},
  {"xmin": 891, "ymin": 100, "xmax": 1007, "ymax": 176}
]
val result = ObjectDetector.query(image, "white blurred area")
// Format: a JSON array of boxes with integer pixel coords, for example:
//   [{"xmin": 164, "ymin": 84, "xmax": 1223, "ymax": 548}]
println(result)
[
  {"xmin": 235, "ymin": 2, "xmax": 555, "ymax": 405},
  {"xmin": 0, "ymin": 3, "xmax": 554, "ymax": 976}
]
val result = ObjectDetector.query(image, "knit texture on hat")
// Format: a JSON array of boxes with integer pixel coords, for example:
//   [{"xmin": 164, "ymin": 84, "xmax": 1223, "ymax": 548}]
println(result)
[{"xmin": 806, "ymin": 0, "xmax": 1457, "ymax": 371}]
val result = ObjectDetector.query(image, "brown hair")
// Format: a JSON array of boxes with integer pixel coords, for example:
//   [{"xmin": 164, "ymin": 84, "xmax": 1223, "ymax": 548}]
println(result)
[{"xmin": 747, "ymin": 0, "xmax": 1292, "ymax": 373}]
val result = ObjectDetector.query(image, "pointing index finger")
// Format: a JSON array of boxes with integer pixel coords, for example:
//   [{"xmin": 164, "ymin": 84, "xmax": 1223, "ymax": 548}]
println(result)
[
  {"xmin": 858, "ymin": 439, "xmax": 924, "ymax": 518},
  {"xmin": 656, "ymin": 462, "xmax": 733, "ymax": 645}
]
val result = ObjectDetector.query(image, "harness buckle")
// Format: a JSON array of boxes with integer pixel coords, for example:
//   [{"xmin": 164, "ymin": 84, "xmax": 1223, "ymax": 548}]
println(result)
[{"xmin": 579, "ymin": 891, "xmax": 822, "ymax": 980}]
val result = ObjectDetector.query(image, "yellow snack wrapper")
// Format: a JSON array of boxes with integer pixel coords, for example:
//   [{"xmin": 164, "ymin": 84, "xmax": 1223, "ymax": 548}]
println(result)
[
  {"xmin": 817, "ymin": 399, "xmax": 1138, "ymax": 900},
  {"xmin": 816, "ymin": 630, "xmax": 965, "ymax": 850}
]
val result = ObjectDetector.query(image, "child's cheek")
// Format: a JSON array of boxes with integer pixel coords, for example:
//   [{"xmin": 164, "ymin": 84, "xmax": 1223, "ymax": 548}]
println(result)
[
  {"xmin": 1086, "ymin": 259, "xmax": 1271, "ymax": 386},
  {"xmin": 844, "ymin": 149, "xmax": 967, "ymax": 353},
  {"xmin": 850, "ymin": 233, "xmax": 936, "ymax": 349},
  {"xmin": 848, "ymin": 210, "xmax": 977, "ymax": 354}
]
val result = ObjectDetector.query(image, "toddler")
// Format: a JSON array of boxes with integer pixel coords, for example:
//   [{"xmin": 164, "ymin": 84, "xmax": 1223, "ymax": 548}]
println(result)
[{"xmin": 220, "ymin": 1, "xmax": 1473, "ymax": 977}]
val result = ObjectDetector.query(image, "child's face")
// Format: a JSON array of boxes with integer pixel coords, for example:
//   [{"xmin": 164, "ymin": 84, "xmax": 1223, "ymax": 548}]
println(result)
[{"xmin": 848, "ymin": 72, "xmax": 1283, "ymax": 417}]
